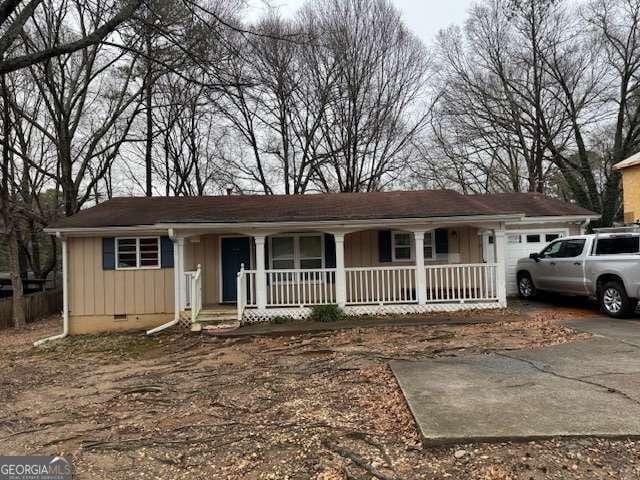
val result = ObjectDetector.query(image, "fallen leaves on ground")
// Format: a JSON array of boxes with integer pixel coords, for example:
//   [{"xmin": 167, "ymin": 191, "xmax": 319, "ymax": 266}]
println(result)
[{"xmin": 0, "ymin": 304, "xmax": 637, "ymax": 479}]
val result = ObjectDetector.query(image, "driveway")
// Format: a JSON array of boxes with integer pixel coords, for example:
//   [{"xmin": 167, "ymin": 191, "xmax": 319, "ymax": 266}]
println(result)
[{"xmin": 391, "ymin": 317, "xmax": 640, "ymax": 446}]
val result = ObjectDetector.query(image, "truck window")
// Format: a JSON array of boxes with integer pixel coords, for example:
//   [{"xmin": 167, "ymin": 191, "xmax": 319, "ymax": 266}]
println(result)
[
  {"xmin": 595, "ymin": 237, "xmax": 640, "ymax": 255},
  {"xmin": 559, "ymin": 239, "xmax": 586, "ymax": 258},
  {"xmin": 541, "ymin": 241, "xmax": 563, "ymax": 258}
]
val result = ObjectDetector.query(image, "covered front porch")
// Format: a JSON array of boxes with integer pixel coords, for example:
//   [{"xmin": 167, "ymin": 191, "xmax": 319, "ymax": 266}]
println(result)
[{"xmin": 171, "ymin": 218, "xmax": 510, "ymax": 327}]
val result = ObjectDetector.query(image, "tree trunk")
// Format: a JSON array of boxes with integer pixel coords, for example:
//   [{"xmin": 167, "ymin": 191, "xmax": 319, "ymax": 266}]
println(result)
[
  {"xmin": 144, "ymin": 72, "xmax": 153, "ymax": 196},
  {"xmin": 7, "ymin": 227, "xmax": 26, "ymax": 328}
]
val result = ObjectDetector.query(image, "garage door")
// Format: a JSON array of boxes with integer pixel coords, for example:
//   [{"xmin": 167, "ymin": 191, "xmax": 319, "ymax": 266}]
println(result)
[{"xmin": 485, "ymin": 229, "xmax": 568, "ymax": 296}]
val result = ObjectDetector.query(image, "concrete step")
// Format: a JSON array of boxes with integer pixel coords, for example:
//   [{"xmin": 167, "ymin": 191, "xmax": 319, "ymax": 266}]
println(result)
[{"xmin": 202, "ymin": 321, "xmax": 240, "ymax": 333}]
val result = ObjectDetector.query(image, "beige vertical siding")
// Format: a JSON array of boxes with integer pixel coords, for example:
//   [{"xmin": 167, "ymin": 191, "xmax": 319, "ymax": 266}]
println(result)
[
  {"xmin": 67, "ymin": 237, "xmax": 174, "ymax": 334},
  {"xmin": 66, "ymin": 227, "xmax": 485, "ymax": 333},
  {"xmin": 344, "ymin": 227, "xmax": 482, "ymax": 267},
  {"xmin": 185, "ymin": 234, "xmax": 221, "ymax": 305},
  {"xmin": 622, "ymin": 166, "xmax": 640, "ymax": 223}
]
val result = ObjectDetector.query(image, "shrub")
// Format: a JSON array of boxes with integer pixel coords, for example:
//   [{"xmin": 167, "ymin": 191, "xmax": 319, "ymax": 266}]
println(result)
[{"xmin": 309, "ymin": 304, "xmax": 345, "ymax": 323}]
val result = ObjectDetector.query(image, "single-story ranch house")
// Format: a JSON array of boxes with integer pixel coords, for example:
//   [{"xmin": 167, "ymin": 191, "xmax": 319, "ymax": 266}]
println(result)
[{"xmin": 41, "ymin": 190, "xmax": 598, "ymax": 338}]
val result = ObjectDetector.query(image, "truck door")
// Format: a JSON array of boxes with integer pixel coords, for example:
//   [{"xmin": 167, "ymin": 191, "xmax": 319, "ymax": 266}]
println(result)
[
  {"xmin": 546, "ymin": 238, "xmax": 587, "ymax": 294},
  {"xmin": 535, "ymin": 240, "xmax": 563, "ymax": 289}
]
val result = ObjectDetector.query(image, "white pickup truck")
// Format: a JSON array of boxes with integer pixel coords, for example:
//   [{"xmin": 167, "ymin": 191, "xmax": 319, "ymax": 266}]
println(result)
[{"xmin": 516, "ymin": 230, "xmax": 640, "ymax": 318}]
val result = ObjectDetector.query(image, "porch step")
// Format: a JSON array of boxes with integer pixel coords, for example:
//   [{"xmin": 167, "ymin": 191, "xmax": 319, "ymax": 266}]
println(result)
[
  {"xmin": 198, "ymin": 310, "xmax": 237, "ymax": 321},
  {"xmin": 202, "ymin": 321, "xmax": 241, "ymax": 333},
  {"xmin": 189, "ymin": 307, "xmax": 238, "ymax": 333}
]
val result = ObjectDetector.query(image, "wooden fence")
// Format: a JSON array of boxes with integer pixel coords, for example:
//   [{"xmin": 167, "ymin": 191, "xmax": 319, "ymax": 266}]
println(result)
[{"xmin": 0, "ymin": 289, "xmax": 63, "ymax": 329}]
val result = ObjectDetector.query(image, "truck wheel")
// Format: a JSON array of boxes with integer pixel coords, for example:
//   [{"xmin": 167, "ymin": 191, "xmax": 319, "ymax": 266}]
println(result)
[
  {"xmin": 599, "ymin": 281, "xmax": 638, "ymax": 318},
  {"xmin": 518, "ymin": 273, "xmax": 537, "ymax": 299}
]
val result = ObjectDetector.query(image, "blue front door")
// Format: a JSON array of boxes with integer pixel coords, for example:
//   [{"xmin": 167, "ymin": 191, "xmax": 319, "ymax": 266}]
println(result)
[{"xmin": 221, "ymin": 237, "xmax": 251, "ymax": 303}]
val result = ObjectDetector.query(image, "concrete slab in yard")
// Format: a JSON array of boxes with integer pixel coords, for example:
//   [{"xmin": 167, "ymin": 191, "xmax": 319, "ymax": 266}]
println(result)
[
  {"xmin": 563, "ymin": 318, "xmax": 640, "ymax": 347},
  {"xmin": 391, "ymin": 330, "xmax": 640, "ymax": 446}
]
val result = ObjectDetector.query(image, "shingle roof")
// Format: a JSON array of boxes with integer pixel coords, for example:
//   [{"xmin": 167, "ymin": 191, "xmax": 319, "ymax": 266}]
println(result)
[
  {"xmin": 49, "ymin": 190, "xmax": 598, "ymax": 230},
  {"xmin": 469, "ymin": 192, "xmax": 597, "ymax": 218}
]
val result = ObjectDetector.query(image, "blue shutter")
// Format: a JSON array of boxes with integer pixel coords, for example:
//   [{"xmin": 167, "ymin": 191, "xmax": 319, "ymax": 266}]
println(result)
[
  {"xmin": 102, "ymin": 238, "xmax": 115, "ymax": 270},
  {"xmin": 160, "ymin": 236, "xmax": 174, "ymax": 268},
  {"xmin": 378, "ymin": 230, "xmax": 392, "ymax": 262},
  {"xmin": 435, "ymin": 229, "xmax": 448, "ymax": 254},
  {"xmin": 324, "ymin": 234, "xmax": 336, "ymax": 268},
  {"xmin": 324, "ymin": 234, "xmax": 336, "ymax": 283}
]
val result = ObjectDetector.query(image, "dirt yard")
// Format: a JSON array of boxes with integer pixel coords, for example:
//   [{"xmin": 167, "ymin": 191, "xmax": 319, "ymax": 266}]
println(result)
[{"xmin": 1, "ymin": 302, "xmax": 639, "ymax": 479}]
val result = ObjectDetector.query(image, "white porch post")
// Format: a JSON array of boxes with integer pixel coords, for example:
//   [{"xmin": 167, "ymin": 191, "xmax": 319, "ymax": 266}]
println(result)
[
  {"xmin": 413, "ymin": 231, "xmax": 427, "ymax": 305},
  {"xmin": 494, "ymin": 224, "xmax": 507, "ymax": 308},
  {"xmin": 333, "ymin": 233, "xmax": 346, "ymax": 308},
  {"xmin": 254, "ymin": 235, "xmax": 267, "ymax": 310},
  {"xmin": 173, "ymin": 237, "xmax": 185, "ymax": 319}
]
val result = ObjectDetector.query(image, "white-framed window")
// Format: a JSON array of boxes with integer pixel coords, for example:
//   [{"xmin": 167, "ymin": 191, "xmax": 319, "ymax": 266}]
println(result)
[
  {"xmin": 269, "ymin": 234, "xmax": 324, "ymax": 270},
  {"xmin": 423, "ymin": 231, "xmax": 435, "ymax": 260},
  {"xmin": 392, "ymin": 232, "xmax": 413, "ymax": 261},
  {"xmin": 391, "ymin": 231, "xmax": 436, "ymax": 262},
  {"xmin": 116, "ymin": 237, "xmax": 161, "ymax": 269}
]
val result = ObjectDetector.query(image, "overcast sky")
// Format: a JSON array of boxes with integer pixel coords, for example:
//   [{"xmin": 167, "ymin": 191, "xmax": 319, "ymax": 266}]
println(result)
[{"xmin": 244, "ymin": 0, "xmax": 474, "ymax": 46}]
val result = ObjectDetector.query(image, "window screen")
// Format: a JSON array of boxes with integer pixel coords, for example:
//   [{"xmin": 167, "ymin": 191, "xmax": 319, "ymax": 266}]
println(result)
[
  {"xmin": 393, "ymin": 232, "xmax": 412, "ymax": 260},
  {"xmin": 139, "ymin": 238, "xmax": 160, "ymax": 267},
  {"xmin": 299, "ymin": 236, "xmax": 323, "ymax": 269},
  {"xmin": 271, "ymin": 237, "xmax": 295, "ymax": 269},
  {"xmin": 270, "ymin": 235, "xmax": 324, "ymax": 270},
  {"xmin": 117, "ymin": 238, "xmax": 138, "ymax": 268},
  {"xmin": 423, "ymin": 231, "xmax": 435, "ymax": 259},
  {"xmin": 116, "ymin": 237, "xmax": 159, "ymax": 269}
]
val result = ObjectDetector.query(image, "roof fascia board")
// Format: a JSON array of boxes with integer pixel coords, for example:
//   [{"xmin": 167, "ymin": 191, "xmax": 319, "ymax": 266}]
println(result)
[
  {"xmin": 45, "ymin": 213, "xmax": 525, "ymax": 236},
  {"xmin": 506, "ymin": 215, "xmax": 600, "ymax": 225}
]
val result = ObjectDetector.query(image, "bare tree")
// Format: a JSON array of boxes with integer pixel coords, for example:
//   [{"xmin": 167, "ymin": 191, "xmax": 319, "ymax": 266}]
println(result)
[
  {"xmin": 303, "ymin": 0, "xmax": 430, "ymax": 192},
  {"xmin": 424, "ymin": 0, "xmax": 639, "ymax": 226},
  {"xmin": 0, "ymin": 72, "xmax": 26, "ymax": 327},
  {"xmin": 424, "ymin": 0, "xmax": 569, "ymax": 194},
  {"xmin": 9, "ymin": 0, "xmax": 144, "ymax": 215},
  {"xmin": 0, "ymin": 0, "xmax": 144, "ymax": 74}
]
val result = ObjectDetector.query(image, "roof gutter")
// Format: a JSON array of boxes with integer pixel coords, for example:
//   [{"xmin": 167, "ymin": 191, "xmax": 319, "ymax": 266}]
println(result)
[
  {"xmin": 34, "ymin": 234, "xmax": 69, "ymax": 346},
  {"xmin": 505, "ymin": 214, "xmax": 601, "ymax": 225},
  {"xmin": 146, "ymin": 226, "xmax": 180, "ymax": 335},
  {"xmin": 44, "ymin": 213, "xmax": 525, "ymax": 236}
]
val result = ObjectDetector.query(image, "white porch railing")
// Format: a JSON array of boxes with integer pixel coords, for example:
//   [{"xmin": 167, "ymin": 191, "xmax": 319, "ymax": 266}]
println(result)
[
  {"xmin": 266, "ymin": 269, "xmax": 337, "ymax": 306},
  {"xmin": 346, "ymin": 266, "xmax": 417, "ymax": 304},
  {"xmin": 240, "ymin": 269, "xmax": 339, "ymax": 307},
  {"xmin": 425, "ymin": 263, "xmax": 498, "ymax": 302},
  {"xmin": 184, "ymin": 271, "xmax": 195, "ymax": 308},
  {"xmin": 237, "ymin": 265, "xmax": 256, "ymax": 321},
  {"xmin": 236, "ymin": 263, "xmax": 499, "ymax": 319}
]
